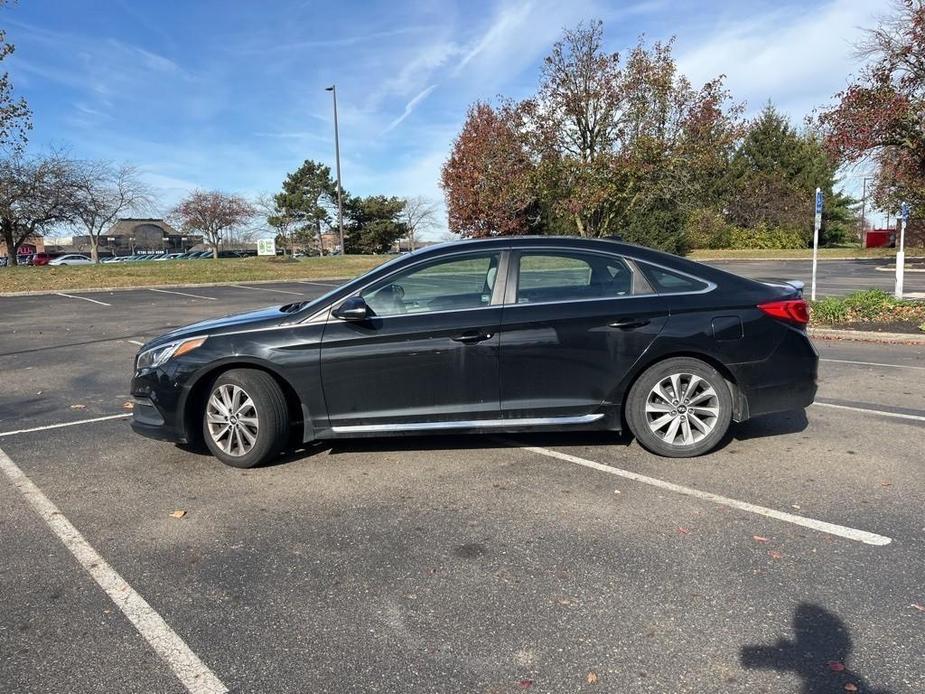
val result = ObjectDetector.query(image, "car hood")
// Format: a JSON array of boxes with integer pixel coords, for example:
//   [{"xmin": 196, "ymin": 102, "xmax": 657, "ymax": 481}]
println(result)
[{"xmin": 143, "ymin": 304, "xmax": 296, "ymax": 350}]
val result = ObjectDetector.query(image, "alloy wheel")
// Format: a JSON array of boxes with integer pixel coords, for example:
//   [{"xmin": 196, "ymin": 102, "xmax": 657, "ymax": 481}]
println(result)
[
  {"xmin": 645, "ymin": 372, "xmax": 720, "ymax": 447},
  {"xmin": 206, "ymin": 384, "xmax": 259, "ymax": 456}
]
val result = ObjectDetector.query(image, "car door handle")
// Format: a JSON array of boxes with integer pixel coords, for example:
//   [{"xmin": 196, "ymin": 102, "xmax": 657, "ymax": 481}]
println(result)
[
  {"xmin": 608, "ymin": 318, "xmax": 650, "ymax": 330},
  {"xmin": 451, "ymin": 331, "xmax": 494, "ymax": 344}
]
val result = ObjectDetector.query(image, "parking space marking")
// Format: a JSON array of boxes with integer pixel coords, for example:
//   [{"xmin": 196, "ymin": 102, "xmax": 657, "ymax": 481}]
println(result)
[
  {"xmin": 56, "ymin": 292, "xmax": 111, "ymax": 307},
  {"xmin": 231, "ymin": 284, "xmax": 303, "ymax": 296},
  {"xmin": 820, "ymin": 358, "xmax": 925, "ymax": 371},
  {"xmin": 0, "ymin": 445, "xmax": 228, "ymax": 694},
  {"xmin": 0, "ymin": 413, "xmax": 132, "ymax": 438},
  {"xmin": 513, "ymin": 443, "xmax": 892, "ymax": 546},
  {"xmin": 148, "ymin": 288, "xmax": 217, "ymax": 301},
  {"xmin": 813, "ymin": 401, "xmax": 925, "ymax": 422}
]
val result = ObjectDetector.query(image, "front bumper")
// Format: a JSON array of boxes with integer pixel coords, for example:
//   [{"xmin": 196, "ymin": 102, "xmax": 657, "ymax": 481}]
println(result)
[{"xmin": 130, "ymin": 364, "xmax": 194, "ymax": 444}]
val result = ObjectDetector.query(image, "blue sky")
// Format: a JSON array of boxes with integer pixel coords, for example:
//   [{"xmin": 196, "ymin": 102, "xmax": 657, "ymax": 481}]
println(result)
[{"xmin": 6, "ymin": 0, "xmax": 889, "ymax": 236}]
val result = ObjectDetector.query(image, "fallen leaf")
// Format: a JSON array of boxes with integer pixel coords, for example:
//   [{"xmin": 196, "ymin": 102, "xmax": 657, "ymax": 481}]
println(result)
[
  {"xmin": 791, "ymin": 504, "xmax": 801, "ymax": 510},
  {"xmin": 844, "ymin": 684, "xmax": 858, "ymax": 692},
  {"xmin": 122, "ymin": 401, "xmax": 134, "ymax": 410},
  {"xmin": 677, "ymin": 527, "xmax": 690, "ymax": 535},
  {"xmin": 69, "ymin": 404, "xmax": 86, "ymax": 409},
  {"xmin": 911, "ymin": 603, "xmax": 925, "ymax": 612},
  {"xmin": 169, "ymin": 510, "xmax": 187, "ymax": 519},
  {"xmin": 827, "ymin": 661, "xmax": 846, "ymax": 672},
  {"xmin": 613, "ymin": 489, "xmax": 621, "ymax": 494},
  {"xmin": 518, "ymin": 679, "xmax": 533, "ymax": 689},
  {"xmin": 752, "ymin": 535, "xmax": 769, "ymax": 543},
  {"xmin": 880, "ymin": 480, "xmax": 892, "ymax": 487},
  {"xmin": 586, "ymin": 671, "xmax": 599, "ymax": 684},
  {"xmin": 768, "ymin": 550, "xmax": 783, "ymax": 560}
]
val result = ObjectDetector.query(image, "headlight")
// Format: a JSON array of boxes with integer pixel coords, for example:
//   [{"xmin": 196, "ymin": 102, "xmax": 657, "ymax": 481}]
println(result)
[{"xmin": 136, "ymin": 337, "xmax": 207, "ymax": 370}]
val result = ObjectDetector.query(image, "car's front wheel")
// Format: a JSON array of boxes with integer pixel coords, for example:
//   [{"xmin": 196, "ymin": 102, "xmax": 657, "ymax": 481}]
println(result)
[
  {"xmin": 201, "ymin": 369, "xmax": 289, "ymax": 468},
  {"xmin": 625, "ymin": 357, "xmax": 732, "ymax": 457}
]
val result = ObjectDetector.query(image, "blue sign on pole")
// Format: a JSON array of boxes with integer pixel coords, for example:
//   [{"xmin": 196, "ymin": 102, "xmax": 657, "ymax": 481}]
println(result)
[
  {"xmin": 815, "ymin": 189, "xmax": 824, "ymax": 215},
  {"xmin": 901, "ymin": 202, "xmax": 910, "ymax": 222}
]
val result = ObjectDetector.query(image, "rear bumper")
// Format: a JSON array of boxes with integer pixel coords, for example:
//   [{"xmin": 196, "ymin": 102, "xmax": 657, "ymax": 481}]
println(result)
[{"xmin": 732, "ymin": 327, "xmax": 818, "ymax": 419}]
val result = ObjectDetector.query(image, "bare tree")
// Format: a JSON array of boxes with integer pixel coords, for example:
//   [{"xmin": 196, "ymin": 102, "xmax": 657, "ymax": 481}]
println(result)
[
  {"xmin": 172, "ymin": 190, "xmax": 255, "ymax": 259},
  {"xmin": 0, "ymin": 152, "xmax": 81, "ymax": 265},
  {"xmin": 400, "ymin": 196, "xmax": 440, "ymax": 250},
  {"xmin": 73, "ymin": 162, "xmax": 154, "ymax": 262},
  {"xmin": 254, "ymin": 192, "xmax": 296, "ymax": 255}
]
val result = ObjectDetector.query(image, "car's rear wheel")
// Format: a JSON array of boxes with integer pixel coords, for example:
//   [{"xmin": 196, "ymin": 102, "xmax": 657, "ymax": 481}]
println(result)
[
  {"xmin": 625, "ymin": 357, "xmax": 732, "ymax": 457},
  {"xmin": 201, "ymin": 369, "xmax": 289, "ymax": 468}
]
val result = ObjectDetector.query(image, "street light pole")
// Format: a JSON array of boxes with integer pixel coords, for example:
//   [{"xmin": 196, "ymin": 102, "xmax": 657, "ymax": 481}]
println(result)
[{"xmin": 325, "ymin": 85, "xmax": 346, "ymax": 255}]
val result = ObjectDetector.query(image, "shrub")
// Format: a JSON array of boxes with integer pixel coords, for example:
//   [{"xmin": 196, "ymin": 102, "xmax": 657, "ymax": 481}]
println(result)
[
  {"xmin": 810, "ymin": 289, "xmax": 925, "ymax": 325},
  {"xmin": 810, "ymin": 296, "xmax": 849, "ymax": 324},
  {"xmin": 684, "ymin": 210, "xmax": 808, "ymax": 250}
]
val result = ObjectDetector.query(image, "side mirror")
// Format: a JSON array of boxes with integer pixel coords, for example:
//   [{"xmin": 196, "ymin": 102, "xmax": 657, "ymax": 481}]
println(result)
[{"xmin": 332, "ymin": 296, "xmax": 370, "ymax": 321}]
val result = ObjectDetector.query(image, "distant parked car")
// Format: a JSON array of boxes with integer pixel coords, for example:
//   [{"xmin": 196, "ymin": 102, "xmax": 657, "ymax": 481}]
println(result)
[
  {"xmin": 49, "ymin": 254, "xmax": 92, "ymax": 266},
  {"xmin": 30, "ymin": 252, "xmax": 52, "ymax": 266}
]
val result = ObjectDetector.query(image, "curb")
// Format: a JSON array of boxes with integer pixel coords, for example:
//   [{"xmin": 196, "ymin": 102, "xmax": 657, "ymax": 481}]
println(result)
[
  {"xmin": 809, "ymin": 326, "xmax": 925, "ymax": 345},
  {"xmin": 0, "ymin": 277, "xmax": 352, "ymax": 298}
]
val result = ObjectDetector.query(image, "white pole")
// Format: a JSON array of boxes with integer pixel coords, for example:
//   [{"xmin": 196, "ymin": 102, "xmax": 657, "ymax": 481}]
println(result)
[
  {"xmin": 895, "ymin": 202, "xmax": 907, "ymax": 299},
  {"xmin": 811, "ymin": 187, "xmax": 822, "ymax": 301}
]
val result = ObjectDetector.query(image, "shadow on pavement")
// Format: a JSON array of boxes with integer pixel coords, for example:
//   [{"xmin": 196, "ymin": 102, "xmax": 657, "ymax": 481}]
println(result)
[
  {"xmin": 740, "ymin": 603, "xmax": 892, "ymax": 694},
  {"xmin": 732, "ymin": 409, "xmax": 809, "ymax": 441}
]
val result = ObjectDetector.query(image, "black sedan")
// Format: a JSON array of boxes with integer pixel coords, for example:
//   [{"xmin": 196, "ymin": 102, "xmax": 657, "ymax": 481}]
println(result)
[{"xmin": 130, "ymin": 237, "xmax": 817, "ymax": 467}]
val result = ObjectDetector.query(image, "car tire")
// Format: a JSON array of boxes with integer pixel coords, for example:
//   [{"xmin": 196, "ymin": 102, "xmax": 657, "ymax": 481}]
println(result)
[
  {"xmin": 201, "ymin": 369, "xmax": 289, "ymax": 468},
  {"xmin": 625, "ymin": 357, "xmax": 732, "ymax": 458}
]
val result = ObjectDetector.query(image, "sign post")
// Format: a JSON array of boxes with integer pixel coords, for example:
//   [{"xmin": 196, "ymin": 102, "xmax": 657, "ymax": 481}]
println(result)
[
  {"xmin": 895, "ymin": 201, "xmax": 909, "ymax": 299},
  {"xmin": 811, "ymin": 188, "xmax": 823, "ymax": 301}
]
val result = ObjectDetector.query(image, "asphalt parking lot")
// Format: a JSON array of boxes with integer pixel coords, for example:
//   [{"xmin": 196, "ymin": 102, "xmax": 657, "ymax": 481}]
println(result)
[{"xmin": 1, "ymin": 277, "xmax": 924, "ymax": 693}]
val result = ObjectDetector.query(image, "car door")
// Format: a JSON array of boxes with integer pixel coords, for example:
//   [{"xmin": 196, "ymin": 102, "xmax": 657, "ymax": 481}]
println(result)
[
  {"xmin": 499, "ymin": 247, "xmax": 669, "ymax": 420},
  {"xmin": 320, "ymin": 250, "xmax": 506, "ymax": 430}
]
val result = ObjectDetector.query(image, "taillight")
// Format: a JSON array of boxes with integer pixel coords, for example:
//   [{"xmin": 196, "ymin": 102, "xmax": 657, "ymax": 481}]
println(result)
[{"xmin": 758, "ymin": 299, "xmax": 809, "ymax": 325}]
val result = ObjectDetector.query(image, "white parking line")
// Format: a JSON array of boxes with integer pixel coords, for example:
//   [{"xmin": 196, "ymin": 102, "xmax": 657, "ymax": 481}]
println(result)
[
  {"xmin": 232, "ymin": 284, "xmax": 303, "ymax": 296},
  {"xmin": 0, "ymin": 413, "xmax": 132, "ymax": 438},
  {"xmin": 56, "ymin": 292, "xmax": 111, "ymax": 306},
  {"xmin": 514, "ymin": 444, "xmax": 892, "ymax": 546},
  {"xmin": 813, "ymin": 401, "xmax": 925, "ymax": 422},
  {"xmin": 0, "ymin": 445, "xmax": 227, "ymax": 693},
  {"xmin": 148, "ymin": 288, "xmax": 217, "ymax": 301},
  {"xmin": 820, "ymin": 358, "xmax": 925, "ymax": 371}
]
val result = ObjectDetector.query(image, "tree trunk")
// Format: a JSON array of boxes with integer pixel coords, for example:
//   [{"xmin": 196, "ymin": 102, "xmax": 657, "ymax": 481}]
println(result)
[
  {"xmin": 1, "ymin": 221, "xmax": 18, "ymax": 266},
  {"xmin": 90, "ymin": 237, "xmax": 99, "ymax": 263}
]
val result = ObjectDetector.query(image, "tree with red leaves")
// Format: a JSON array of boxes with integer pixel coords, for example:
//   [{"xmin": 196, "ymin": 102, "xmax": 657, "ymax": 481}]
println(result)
[
  {"xmin": 440, "ymin": 101, "xmax": 538, "ymax": 238},
  {"xmin": 173, "ymin": 190, "xmax": 255, "ymax": 258},
  {"xmin": 818, "ymin": 0, "xmax": 925, "ymax": 217}
]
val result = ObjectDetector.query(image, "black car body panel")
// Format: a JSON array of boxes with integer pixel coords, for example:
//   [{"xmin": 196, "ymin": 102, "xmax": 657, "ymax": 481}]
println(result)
[{"xmin": 131, "ymin": 237, "xmax": 818, "ymax": 447}]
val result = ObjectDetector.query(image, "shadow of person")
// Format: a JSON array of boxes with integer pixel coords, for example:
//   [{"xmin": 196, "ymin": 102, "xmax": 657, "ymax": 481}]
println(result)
[{"xmin": 740, "ymin": 603, "xmax": 893, "ymax": 693}]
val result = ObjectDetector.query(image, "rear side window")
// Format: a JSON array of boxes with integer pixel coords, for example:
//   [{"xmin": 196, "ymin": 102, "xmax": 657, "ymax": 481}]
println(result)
[
  {"xmin": 639, "ymin": 263, "xmax": 710, "ymax": 294},
  {"xmin": 515, "ymin": 251, "xmax": 650, "ymax": 304}
]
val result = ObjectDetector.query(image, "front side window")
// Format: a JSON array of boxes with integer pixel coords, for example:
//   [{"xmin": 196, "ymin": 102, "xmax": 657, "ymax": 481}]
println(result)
[
  {"xmin": 515, "ymin": 251, "xmax": 649, "ymax": 304},
  {"xmin": 362, "ymin": 253, "xmax": 500, "ymax": 317}
]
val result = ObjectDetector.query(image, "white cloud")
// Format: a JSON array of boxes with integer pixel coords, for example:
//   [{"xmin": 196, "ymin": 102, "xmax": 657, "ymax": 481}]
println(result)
[
  {"xmin": 677, "ymin": 0, "xmax": 888, "ymax": 119},
  {"xmin": 384, "ymin": 85, "xmax": 439, "ymax": 132}
]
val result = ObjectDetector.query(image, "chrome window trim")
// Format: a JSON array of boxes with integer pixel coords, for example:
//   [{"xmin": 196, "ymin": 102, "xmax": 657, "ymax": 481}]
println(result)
[
  {"xmin": 507, "ymin": 245, "xmax": 716, "ymax": 301},
  {"xmin": 307, "ymin": 244, "xmax": 716, "ymax": 324},
  {"xmin": 331, "ymin": 412, "xmax": 604, "ymax": 434}
]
